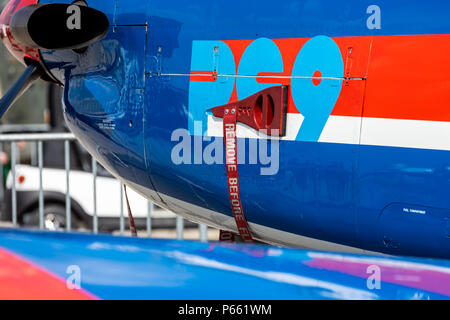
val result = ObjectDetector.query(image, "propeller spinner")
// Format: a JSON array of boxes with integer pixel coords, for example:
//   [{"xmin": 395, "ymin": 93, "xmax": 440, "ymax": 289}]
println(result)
[{"xmin": 0, "ymin": 0, "xmax": 109, "ymax": 119}]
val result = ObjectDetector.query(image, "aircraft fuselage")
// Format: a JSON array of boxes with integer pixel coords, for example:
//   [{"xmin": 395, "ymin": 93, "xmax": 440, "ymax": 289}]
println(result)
[{"xmin": 35, "ymin": 0, "xmax": 450, "ymax": 259}]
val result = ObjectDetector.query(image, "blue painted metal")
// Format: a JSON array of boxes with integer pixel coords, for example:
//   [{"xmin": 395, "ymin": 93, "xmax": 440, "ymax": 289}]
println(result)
[
  {"xmin": 36, "ymin": 0, "xmax": 450, "ymax": 259},
  {"xmin": 0, "ymin": 64, "xmax": 41, "ymax": 119},
  {"xmin": 0, "ymin": 229, "xmax": 449, "ymax": 300}
]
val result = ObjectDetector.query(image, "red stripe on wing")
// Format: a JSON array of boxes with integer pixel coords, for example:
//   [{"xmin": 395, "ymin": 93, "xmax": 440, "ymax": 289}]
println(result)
[{"xmin": 0, "ymin": 248, "xmax": 97, "ymax": 300}]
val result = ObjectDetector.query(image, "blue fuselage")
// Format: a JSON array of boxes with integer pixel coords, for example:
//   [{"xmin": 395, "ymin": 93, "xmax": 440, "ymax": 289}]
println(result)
[{"xmin": 38, "ymin": 0, "xmax": 450, "ymax": 259}]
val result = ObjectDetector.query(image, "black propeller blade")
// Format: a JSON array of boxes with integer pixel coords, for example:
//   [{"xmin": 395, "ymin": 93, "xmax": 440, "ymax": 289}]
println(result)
[{"xmin": 0, "ymin": 63, "xmax": 44, "ymax": 119}]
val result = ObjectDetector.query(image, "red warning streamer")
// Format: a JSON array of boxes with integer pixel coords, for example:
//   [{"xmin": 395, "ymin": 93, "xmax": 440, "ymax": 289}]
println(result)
[
  {"xmin": 222, "ymin": 107, "xmax": 254, "ymax": 243},
  {"xmin": 124, "ymin": 184, "xmax": 138, "ymax": 237}
]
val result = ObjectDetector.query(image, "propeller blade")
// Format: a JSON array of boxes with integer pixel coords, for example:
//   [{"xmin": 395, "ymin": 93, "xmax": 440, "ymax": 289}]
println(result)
[{"xmin": 0, "ymin": 63, "xmax": 44, "ymax": 119}]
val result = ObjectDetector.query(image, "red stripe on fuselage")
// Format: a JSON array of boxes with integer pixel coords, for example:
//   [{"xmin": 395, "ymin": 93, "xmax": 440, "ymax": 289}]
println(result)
[
  {"xmin": 192, "ymin": 35, "xmax": 450, "ymax": 123},
  {"xmin": 362, "ymin": 34, "xmax": 450, "ymax": 122},
  {"xmin": 222, "ymin": 37, "xmax": 372, "ymax": 115},
  {"xmin": 190, "ymin": 70, "xmax": 218, "ymax": 82},
  {"xmin": 0, "ymin": 248, "xmax": 96, "ymax": 300}
]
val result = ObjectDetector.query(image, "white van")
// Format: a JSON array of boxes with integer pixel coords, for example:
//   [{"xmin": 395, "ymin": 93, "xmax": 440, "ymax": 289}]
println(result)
[{"xmin": 3, "ymin": 164, "xmax": 177, "ymax": 231}]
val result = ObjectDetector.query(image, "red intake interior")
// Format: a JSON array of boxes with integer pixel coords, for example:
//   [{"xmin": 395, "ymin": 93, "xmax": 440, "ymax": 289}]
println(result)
[
  {"xmin": 212, "ymin": 86, "xmax": 288, "ymax": 137},
  {"xmin": 0, "ymin": 0, "xmax": 39, "ymax": 65}
]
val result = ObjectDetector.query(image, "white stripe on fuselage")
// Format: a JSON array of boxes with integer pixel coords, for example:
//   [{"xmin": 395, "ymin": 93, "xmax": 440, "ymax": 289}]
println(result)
[{"xmin": 208, "ymin": 114, "xmax": 450, "ymax": 151}]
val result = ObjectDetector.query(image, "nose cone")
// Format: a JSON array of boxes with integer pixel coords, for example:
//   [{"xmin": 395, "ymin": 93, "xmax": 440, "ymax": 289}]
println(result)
[{"xmin": 0, "ymin": 0, "xmax": 39, "ymax": 65}]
